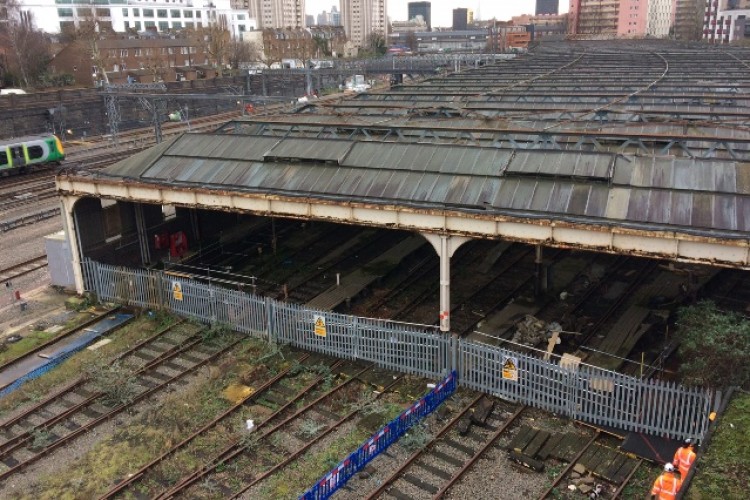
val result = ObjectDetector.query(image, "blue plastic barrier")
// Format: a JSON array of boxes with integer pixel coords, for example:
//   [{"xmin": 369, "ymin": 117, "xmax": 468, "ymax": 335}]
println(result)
[
  {"xmin": 0, "ymin": 350, "xmax": 77, "ymax": 398},
  {"xmin": 300, "ymin": 370, "xmax": 457, "ymax": 500},
  {"xmin": 0, "ymin": 313, "xmax": 133, "ymax": 399}
]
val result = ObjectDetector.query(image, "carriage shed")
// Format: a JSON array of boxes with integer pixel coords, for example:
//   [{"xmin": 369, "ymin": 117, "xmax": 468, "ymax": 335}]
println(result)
[
  {"xmin": 55, "ymin": 41, "xmax": 750, "ymax": 332},
  {"xmin": 55, "ymin": 128, "xmax": 750, "ymax": 333}
]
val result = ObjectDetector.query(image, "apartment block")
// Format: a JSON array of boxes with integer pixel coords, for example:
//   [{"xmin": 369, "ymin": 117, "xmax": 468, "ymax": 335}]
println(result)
[
  {"xmin": 250, "ymin": 0, "xmax": 305, "ymax": 29},
  {"xmin": 341, "ymin": 0, "xmax": 387, "ymax": 49},
  {"xmin": 704, "ymin": 0, "xmax": 750, "ymax": 43}
]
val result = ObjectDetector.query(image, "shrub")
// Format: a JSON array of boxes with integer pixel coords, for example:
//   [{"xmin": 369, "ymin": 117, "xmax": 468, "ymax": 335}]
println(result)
[
  {"xmin": 85, "ymin": 359, "xmax": 140, "ymax": 406},
  {"xmin": 676, "ymin": 301, "xmax": 750, "ymax": 388}
]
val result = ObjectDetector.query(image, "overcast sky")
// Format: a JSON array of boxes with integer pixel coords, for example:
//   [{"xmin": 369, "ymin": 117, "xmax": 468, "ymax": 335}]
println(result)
[{"xmin": 305, "ymin": 1, "xmax": 568, "ymax": 27}]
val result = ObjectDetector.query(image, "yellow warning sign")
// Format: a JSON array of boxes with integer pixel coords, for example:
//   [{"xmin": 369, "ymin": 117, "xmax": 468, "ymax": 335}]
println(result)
[
  {"xmin": 502, "ymin": 356, "xmax": 518, "ymax": 381},
  {"xmin": 172, "ymin": 281, "xmax": 183, "ymax": 301},
  {"xmin": 314, "ymin": 314, "xmax": 327, "ymax": 338}
]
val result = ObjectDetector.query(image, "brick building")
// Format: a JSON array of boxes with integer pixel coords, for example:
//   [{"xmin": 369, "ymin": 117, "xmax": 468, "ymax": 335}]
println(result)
[
  {"xmin": 308, "ymin": 26, "xmax": 347, "ymax": 58},
  {"xmin": 51, "ymin": 35, "xmax": 216, "ymax": 86}
]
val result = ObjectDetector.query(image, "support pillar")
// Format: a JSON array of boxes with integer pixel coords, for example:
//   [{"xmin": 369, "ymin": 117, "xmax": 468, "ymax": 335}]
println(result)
[
  {"xmin": 189, "ymin": 209, "xmax": 201, "ymax": 242},
  {"xmin": 422, "ymin": 233, "xmax": 471, "ymax": 333},
  {"xmin": 61, "ymin": 196, "xmax": 85, "ymax": 294},
  {"xmin": 534, "ymin": 244, "xmax": 546, "ymax": 298},
  {"xmin": 271, "ymin": 217, "xmax": 277, "ymax": 254},
  {"xmin": 134, "ymin": 203, "xmax": 152, "ymax": 265}
]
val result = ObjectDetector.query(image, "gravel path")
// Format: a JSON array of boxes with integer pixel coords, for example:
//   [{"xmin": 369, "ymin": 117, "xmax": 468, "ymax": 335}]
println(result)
[{"xmin": 0, "ymin": 214, "xmax": 63, "ymax": 324}]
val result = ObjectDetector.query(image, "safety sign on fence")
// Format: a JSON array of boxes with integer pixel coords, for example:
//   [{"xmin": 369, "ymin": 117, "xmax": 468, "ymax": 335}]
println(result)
[
  {"xmin": 300, "ymin": 371, "xmax": 457, "ymax": 500},
  {"xmin": 172, "ymin": 281, "xmax": 183, "ymax": 301},
  {"xmin": 313, "ymin": 314, "xmax": 327, "ymax": 337},
  {"xmin": 502, "ymin": 356, "xmax": 518, "ymax": 381}
]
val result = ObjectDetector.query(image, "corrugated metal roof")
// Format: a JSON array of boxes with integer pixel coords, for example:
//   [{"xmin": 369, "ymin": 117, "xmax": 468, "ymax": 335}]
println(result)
[
  {"xmin": 100, "ymin": 134, "xmax": 750, "ymax": 235},
  {"xmin": 104, "ymin": 135, "xmax": 179, "ymax": 178}
]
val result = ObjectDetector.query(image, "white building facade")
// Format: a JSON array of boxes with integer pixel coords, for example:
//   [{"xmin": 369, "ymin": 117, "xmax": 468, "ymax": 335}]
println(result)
[
  {"xmin": 646, "ymin": 0, "xmax": 677, "ymax": 37},
  {"xmin": 704, "ymin": 7, "xmax": 750, "ymax": 43},
  {"xmin": 17, "ymin": 0, "xmax": 255, "ymax": 37}
]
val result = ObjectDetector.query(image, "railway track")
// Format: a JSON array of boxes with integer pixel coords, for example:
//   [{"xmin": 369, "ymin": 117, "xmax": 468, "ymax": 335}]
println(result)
[
  {"xmin": 98, "ymin": 351, "xmax": 334, "ymax": 498},
  {"xmin": 150, "ymin": 366, "xmax": 404, "ymax": 499},
  {"xmin": 0, "ymin": 320, "xmax": 242, "ymax": 484},
  {"xmin": 0, "ymin": 255, "xmax": 47, "ymax": 283},
  {"xmin": 362, "ymin": 396, "xmax": 526, "ymax": 500},
  {"xmin": 536, "ymin": 429, "xmax": 645, "ymax": 500}
]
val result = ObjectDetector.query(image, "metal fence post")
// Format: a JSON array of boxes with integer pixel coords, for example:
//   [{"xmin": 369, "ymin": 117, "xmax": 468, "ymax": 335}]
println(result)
[
  {"xmin": 94, "ymin": 261, "xmax": 104, "ymax": 301},
  {"xmin": 353, "ymin": 316, "xmax": 360, "ymax": 360},
  {"xmin": 155, "ymin": 270, "xmax": 165, "ymax": 311},
  {"xmin": 265, "ymin": 296, "xmax": 275, "ymax": 343},
  {"xmin": 208, "ymin": 282, "xmax": 216, "ymax": 325},
  {"xmin": 450, "ymin": 333, "xmax": 458, "ymax": 373}
]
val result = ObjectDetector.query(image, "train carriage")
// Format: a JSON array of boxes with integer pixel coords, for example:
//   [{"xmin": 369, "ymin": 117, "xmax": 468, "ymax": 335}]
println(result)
[{"xmin": 0, "ymin": 134, "xmax": 65, "ymax": 174}]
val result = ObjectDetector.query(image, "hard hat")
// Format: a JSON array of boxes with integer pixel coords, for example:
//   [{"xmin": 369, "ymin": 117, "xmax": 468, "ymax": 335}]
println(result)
[
  {"xmin": 664, "ymin": 463, "xmax": 675, "ymax": 472},
  {"xmin": 684, "ymin": 438, "xmax": 693, "ymax": 446}
]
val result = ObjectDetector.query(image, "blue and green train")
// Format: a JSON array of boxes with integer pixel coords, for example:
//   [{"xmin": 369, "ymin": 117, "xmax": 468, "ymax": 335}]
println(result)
[{"xmin": 0, "ymin": 134, "xmax": 65, "ymax": 174}]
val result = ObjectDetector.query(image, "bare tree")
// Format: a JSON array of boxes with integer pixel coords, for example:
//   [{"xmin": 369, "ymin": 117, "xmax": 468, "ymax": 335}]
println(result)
[
  {"xmin": 189, "ymin": 15, "xmax": 230, "ymax": 68},
  {"xmin": 312, "ymin": 34, "xmax": 330, "ymax": 58},
  {"xmin": 68, "ymin": 14, "xmax": 115, "ymax": 84},
  {"xmin": 140, "ymin": 46, "xmax": 168, "ymax": 82},
  {"xmin": 227, "ymin": 39, "xmax": 262, "ymax": 70},
  {"xmin": 365, "ymin": 31, "xmax": 387, "ymax": 57},
  {"xmin": 1, "ymin": 0, "xmax": 51, "ymax": 87}
]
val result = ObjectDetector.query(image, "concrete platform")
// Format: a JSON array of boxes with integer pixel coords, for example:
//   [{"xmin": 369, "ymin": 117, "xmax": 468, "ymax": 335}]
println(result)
[{"xmin": 0, "ymin": 312, "xmax": 134, "ymax": 392}]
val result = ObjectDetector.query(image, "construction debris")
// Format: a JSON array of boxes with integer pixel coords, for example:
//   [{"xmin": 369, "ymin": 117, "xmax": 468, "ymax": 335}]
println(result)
[{"xmin": 511, "ymin": 315, "xmax": 562, "ymax": 347}]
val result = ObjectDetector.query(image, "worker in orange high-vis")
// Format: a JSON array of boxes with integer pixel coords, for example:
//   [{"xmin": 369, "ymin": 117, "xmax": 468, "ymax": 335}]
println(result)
[
  {"xmin": 651, "ymin": 463, "xmax": 682, "ymax": 500},
  {"xmin": 673, "ymin": 438, "xmax": 697, "ymax": 477}
]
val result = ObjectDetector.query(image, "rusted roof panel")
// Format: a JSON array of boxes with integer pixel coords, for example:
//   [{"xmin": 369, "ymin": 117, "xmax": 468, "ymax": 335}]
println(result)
[
  {"xmin": 605, "ymin": 188, "xmax": 631, "ymax": 220},
  {"xmin": 627, "ymin": 188, "xmax": 652, "ymax": 222},
  {"xmin": 568, "ymin": 185, "xmax": 592, "ymax": 215},
  {"xmin": 138, "ymin": 156, "xmax": 177, "ymax": 181},
  {"xmin": 737, "ymin": 164, "xmax": 750, "ymax": 194},
  {"xmin": 737, "ymin": 197, "xmax": 750, "ymax": 231},
  {"xmin": 509, "ymin": 181, "xmax": 537, "ymax": 210},
  {"xmin": 714, "ymin": 195, "xmax": 737, "ymax": 231},
  {"xmin": 509, "ymin": 151, "xmax": 611, "ymax": 180},
  {"xmin": 444, "ymin": 176, "xmax": 472, "ymax": 205},
  {"xmin": 410, "ymin": 173, "xmax": 441, "ymax": 202},
  {"xmin": 104, "ymin": 135, "xmax": 178, "ymax": 178},
  {"xmin": 646, "ymin": 190, "xmax": 672, "ymax": 224},
  {"xmin": 165, "ymin": 134, "xmax": 280, "ymax": 161},
  {"xmin": 585, "ymin": 185, "xmax": 609, "ymax": 218},
  {"xmin": 264, "ymin": 138, "xmax": 353, "ymax": 162},
  {"xmin": 691, "ymin": 193, "xmax": 714, "ymax": 229},
  {"xmin": 340, "ymin": 142, "xmax": 511, "ymax": 175},
  {"xmin": 548, "ymin": 182, "xmax": 574, "ymax": 213},
  {"xmin": 493, "ymin": 178, "xmax": 520, "ymax": 208},
  {"xmin": 529, "ymin": 181, "xmax": 554, "ymax": 213},
  {"xmin": 670, "ymin": 192, "xmax": 693, "ymax": 227}
]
